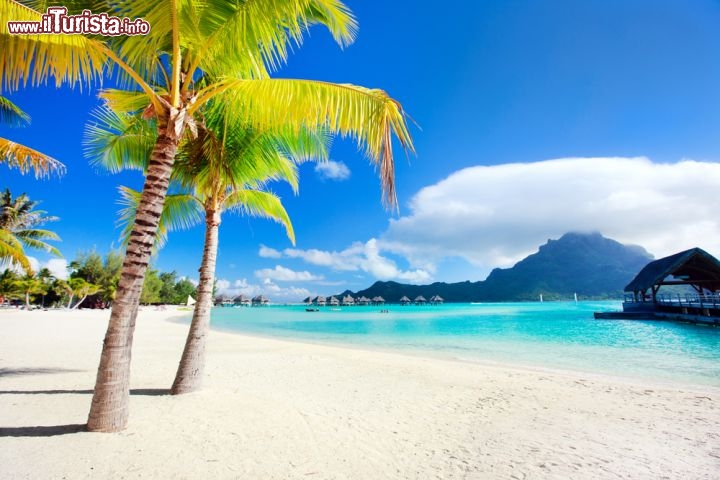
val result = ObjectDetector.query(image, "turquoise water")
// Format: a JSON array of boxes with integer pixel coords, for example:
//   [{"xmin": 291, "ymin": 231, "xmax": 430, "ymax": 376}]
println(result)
[{"xmin": 208, "ymin": 302, "xmax": 720, "ymax": 387}]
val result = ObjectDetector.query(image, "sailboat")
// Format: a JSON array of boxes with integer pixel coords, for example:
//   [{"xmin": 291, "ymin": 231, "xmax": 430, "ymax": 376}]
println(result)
[{"xmin": 186, "ymin": 295, "xmax": 196, "ymax": 307}]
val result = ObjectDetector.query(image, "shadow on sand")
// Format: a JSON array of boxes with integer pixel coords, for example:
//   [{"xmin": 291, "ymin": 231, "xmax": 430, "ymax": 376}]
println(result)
[
  {"xmin": 0, "ymin": 388, "xmax": 170, "ymax": 437},
  {"xmin": 0, "ymin": 388, "xmax": 170, "ymax": 396}
]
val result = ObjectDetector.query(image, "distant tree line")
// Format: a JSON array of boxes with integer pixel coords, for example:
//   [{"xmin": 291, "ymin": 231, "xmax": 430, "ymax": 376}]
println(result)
[{"xmin": 0, "ymin": 250, "xmax": 196, "ymax": 309}]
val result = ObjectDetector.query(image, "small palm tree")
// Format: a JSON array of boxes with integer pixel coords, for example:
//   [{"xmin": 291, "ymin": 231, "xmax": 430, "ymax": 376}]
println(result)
[
  {"xmin": 0, "ymin": 189, "xmax": 61, "ymax": 274},
  {"xmin": 13, "ymin": 274, "xmax": 47, "ymax": 308}
]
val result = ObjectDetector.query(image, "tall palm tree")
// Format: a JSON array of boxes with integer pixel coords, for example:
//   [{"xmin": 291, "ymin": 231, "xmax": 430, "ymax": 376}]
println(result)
[
  {"xmin": 0, "ymin": 188, "xmax": 61, "ymax": 274},
  {"xmin": 4, "ymin": 0, "xmax": 414, "ymax": 432},
  {"xmin": 89, "ymin": 101, "xmax": 324, "ymax": 394}
]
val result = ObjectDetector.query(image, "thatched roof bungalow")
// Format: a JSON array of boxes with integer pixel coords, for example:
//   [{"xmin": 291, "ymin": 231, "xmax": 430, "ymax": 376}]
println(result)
[
  {"xmin": 399, "ymin": 296, "xmax": 411, "ymax": 305},
  {"xmin": 251, "ymin": 295, "xmax": 269, "ymax": 306},
  {"xmin": 414, "ymin": 295, "xmax": 427, "ymax": 305},
  {"xmin": 625, "ymin": 248, "xmax": 720, "ymax": 303},
  {"xmin": 342, "ymin": 295, "xmax": 355, "ymax": 306},
  {"xmin": 430, "ymin": 295, "xmax": 444, "ymax": 305},
  {"xmin": 314, "ymin": 296, "xmax": 326, "ymax": 306},
  {"xmin": 327, "ymin": 296, "xmax": 340, "ymax": 306},
  {"xmin": 233, "ymin": 295, "xmax": 251, "ymax": 306},
  {"xmin": 372, "ymin": 296, "xmax": 385, "ymax": 305}
]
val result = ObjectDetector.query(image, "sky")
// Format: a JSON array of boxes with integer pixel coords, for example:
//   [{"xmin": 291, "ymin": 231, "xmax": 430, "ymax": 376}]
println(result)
[{"xmin": 4, "ymin": 0, "xmax": 720, "ymax": 302}]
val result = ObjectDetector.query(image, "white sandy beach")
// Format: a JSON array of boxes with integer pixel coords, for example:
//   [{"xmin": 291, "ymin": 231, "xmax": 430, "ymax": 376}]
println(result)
[{"xmin": 1, "ymin": 308, "xmax": 718, "ymax": 479}]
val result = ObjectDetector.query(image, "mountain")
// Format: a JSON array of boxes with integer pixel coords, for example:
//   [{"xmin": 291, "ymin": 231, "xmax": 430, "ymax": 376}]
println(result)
[{"xmin": 334, "ymin": 232, "xmax": 653, "ymax": 302}]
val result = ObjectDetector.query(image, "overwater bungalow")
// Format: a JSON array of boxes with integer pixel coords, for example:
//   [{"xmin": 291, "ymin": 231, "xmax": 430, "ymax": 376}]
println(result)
[
  {"xmin": 399, "ymin": 296, "xmax": 411, "ymax": 306},
  {"xmin": 430, "ymin": 295, "xmax": 444, "ymax": 305},
  {"xmin": 595, "ymin": 247, "xmax": 720, "ymax": 325},
  {"xmin": 353, "ymin": 296, "xmax": 368, "ymax": 306},
  {"xmin": 214, "ymin": 295, "xmax": 233, "ymax": 307},
  {"xmin": 372, "ymin": 296, "xmax": 385, "ymax": 306},
  {"xmin": 414, "ymin": 295, "xmax": 427, "ymax": 305},
  {"xmin": 327, "ymin": 296, "xmax": 340, "ymax": 307},
  {"xmin": 251, "ymin": 295, "xmax": 269, "ymax": 307},
  {"xmin": 233, "ymin": 295, "xmax": 251, "ymax": 307},
  {"xmin": 341, "ymin": 295, "xmax": 355, "ymax": 306},
  {"xmin": 314, "ymin": 296, "xmax": 326, "ymax": 306}
]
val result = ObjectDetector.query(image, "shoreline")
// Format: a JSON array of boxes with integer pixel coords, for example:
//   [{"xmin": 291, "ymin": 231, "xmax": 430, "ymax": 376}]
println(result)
[
  {"xmin": 2, "ymin": 308, "xmax": 719, "ymax": 479},
  {"xmin": 197, "ymin": 307, "xmax": 720, "ymax": 393}
]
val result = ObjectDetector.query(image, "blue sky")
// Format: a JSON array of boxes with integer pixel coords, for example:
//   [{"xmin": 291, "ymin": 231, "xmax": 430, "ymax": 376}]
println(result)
[{"xmin": 4, "ymin": 0, "xmax": 720, "ymax": 301}]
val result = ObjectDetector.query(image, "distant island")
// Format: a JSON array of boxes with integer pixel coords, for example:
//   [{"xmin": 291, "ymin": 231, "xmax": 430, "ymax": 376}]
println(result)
[{"xmin": 331, "ymin": 232, "xmax": 653, "ymax": 302}]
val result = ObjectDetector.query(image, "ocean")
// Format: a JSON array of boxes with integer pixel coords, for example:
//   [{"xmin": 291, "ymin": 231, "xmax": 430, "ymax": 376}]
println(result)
[{"xmin": 207, "ymin": 301, "xmax": 720, "ymax": 388}]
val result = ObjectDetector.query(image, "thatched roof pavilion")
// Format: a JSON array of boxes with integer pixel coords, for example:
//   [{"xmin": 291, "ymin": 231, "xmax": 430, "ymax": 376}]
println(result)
[
  {"xmin": 414, "ymin": 295, "xmax": 427, "ymax": 305},
  {"xmin": 430, "ymin": 295, "xmax": 444, "ymax": 305},
  {"xmin": 372, "ymin": 296, "xmax": 385, "ymax": 305},
  {"xmin": 399, "ymin": 296, "xmax": 411, "ymax": 305},
  {"xmin": 342, "ymin": 295, "xmax": 355, "ymax": 306},
  {"xmin": 328, "ymin": 296, "xmax": 340, "ymax": 306},
  {"xmin": 625, "ymin": 248, "xmax": 720, "ymax": 302},
  {"xmin": 357, "ymin": 296, "xmax": 371, "ymax": 305},
  {"xmin": 314, "ymin": 296, "xmax": 326, "ymax": 306}
]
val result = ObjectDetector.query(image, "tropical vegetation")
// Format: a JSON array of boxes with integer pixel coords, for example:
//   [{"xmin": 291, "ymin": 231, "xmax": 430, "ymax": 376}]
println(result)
[
  {"xmin": 0, "ymin": 188, "xmax": 61, "ymax": 274},
  {"xmin": 2, "ymin": 0, "xmax": 414, "ymax": 432}
]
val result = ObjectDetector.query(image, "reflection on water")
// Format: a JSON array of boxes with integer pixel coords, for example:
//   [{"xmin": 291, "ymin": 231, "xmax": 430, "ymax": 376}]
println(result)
[{"xmin": 208, "ymin": 302, "xmax": 720, "ymax": 387}]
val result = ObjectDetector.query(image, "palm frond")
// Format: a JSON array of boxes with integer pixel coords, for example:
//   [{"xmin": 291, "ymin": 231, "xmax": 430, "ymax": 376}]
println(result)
[
  {"xmin": 0, "ymin": 136, "xmax": 65, "ymax": 177},
  {"xmin": 0, "ymin": 0, "xmax": 106, "ymax": 91},
  {"xmin": 0, "ymin": 228, "xmax": 31, "ymax": 273},
  {"xmin": 0, "ymin": 94, "xmax": 29, "ymax": 126},
  {"xmin": 224, "ymin": 189, "xmax": 295, "ymax": 245},
  {"xmin": 84, "ymin": 104, "xmax": 156, "ymax": 173},
  {"xmin": 206, "ymin": 78, "xmax": 415, "ymax": 209},
  {"xmin": 116, "ymin": 185, "xmax": 202, "ymax": 251}
]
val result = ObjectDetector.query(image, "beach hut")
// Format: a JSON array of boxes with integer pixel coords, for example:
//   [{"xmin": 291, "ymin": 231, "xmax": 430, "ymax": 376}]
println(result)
[
  {"xmin": 251, "ymin": 295, "xmax": 269, "ymax": 307},
  {"xmin": 314, "ymin": 296, "xmax": 326, "ymax": 306},
  {"xmin": 342, "ymin": 295, "xmax": 355, "ymax": 306},
  {"xmin": 414, "ymin": 295, "xmax": 427, "ymax": 305},
  {"xmin": 327, "ymin": 296, "xmax": 340, "ymax": 307},
  {"xmin": 357, "ymin": 296, "xmax": 371, "ymax": 306},
  {"xmin": 430, "ymin": 295, "xmax": 444, "ymax": 305},
  {"xmin": 399, "ymin": 296, "xmax": 411, "ymax": 306},
  {"xmin": 372, "ymin": 296, "xmax": 385, "ymax": 306}
]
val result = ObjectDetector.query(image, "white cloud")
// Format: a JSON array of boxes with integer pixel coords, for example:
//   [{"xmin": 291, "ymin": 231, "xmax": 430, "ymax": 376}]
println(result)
[
  {"xmin": 45, "ymin": 259, "xmax": 69, "ymax": 280},
  {"xmin": 254, "ymin": 265, "xmax": 324, "ymax": 282},
  {"xmin": 314, "ymin": 160, "xmax": 351, "ymax": 181},
  {"xmin": 6, "ymin": 257, "xmax": 68, "ymax": 279},
  {"xmin": 381, "ymin": 157, "xmax": 720, "ymax": 274},
  {"xmin": 258, "ymin": 245, "xmax": 282, "ymax": 259},
  {"xmin": 281, "ymin": 239, "xmax": 431, "ymax": 283},
  {"xmin": 215, "ymin": 277, "xmax": 313, "ymax": 302}
]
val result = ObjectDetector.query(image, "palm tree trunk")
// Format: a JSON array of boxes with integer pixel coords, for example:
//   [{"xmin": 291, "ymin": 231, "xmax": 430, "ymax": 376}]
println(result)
[
  {"xmin": 87, "ymin": 118, "xmax": 182, "ymax": 432},
  {"xmin": 72, "ymin": 294, "xmax": 88, "ymax": 310},
  {"xmin": 171, "ymin": 206, "xmax": 221, "ymax": 394},
  {"xmin": 66, "ymin": 293, "xmax": 74, "ymax": 309}
]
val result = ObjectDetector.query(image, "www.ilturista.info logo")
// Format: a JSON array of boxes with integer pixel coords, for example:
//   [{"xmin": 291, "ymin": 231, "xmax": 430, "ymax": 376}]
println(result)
[{"xmin": 7, "ymin": 7, "xmax": 150, "ymax": 36}]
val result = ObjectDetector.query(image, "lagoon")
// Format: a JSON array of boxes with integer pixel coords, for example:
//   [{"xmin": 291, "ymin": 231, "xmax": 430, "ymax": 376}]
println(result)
[{"xmin": 209, "ymin": 301, "xmax": 720, "ymax": 388}]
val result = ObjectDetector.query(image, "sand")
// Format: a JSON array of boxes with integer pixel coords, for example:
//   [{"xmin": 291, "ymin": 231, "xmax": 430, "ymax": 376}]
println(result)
[{"xmin": 1, "ymin": 308, "xmax": 718, "ymax": 479}]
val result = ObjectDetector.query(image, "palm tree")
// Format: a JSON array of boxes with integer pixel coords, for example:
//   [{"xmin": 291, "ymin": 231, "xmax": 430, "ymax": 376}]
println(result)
[
  {"xmin": 0, "ymin": 188, "xmax": 61, "ymax": 274},
  {"xmin": 88, "ymin": 99, "xmax": 321, "ymax": 393},
  {"xmin": 13, "ymin": 274, "xmax": 47, "ymax": 308},
  {"xmin": 60, "ymin": 277, "xmax": 103, "ymax": 309},
  {"xmin": 4, "ymin": 1, "xmax": 414, "ymax": 432}
]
